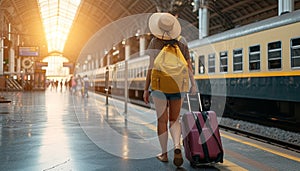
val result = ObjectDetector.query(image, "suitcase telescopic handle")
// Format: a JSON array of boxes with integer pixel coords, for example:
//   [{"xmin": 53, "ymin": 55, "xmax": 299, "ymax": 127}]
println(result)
[{"xmin": 186, "ymin": 92, "xmax": 203, "ymax": 112}]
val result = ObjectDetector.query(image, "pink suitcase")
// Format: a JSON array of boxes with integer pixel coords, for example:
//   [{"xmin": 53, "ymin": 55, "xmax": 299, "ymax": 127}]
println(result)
[{"xmin": 181, "ymin": 93, "xmax": 224, "ymax": 167}]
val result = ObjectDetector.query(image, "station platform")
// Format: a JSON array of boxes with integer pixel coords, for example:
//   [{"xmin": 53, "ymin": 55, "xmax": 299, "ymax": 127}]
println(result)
[{"xmin": 0, "ymin": 89, "xmax": 300, "ymax": 171}]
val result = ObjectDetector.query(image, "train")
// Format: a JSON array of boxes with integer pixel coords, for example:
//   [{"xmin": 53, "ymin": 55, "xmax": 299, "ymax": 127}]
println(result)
[{"xmin": 77, "ymin": 10, "xmax": 300, "ymax": 132}]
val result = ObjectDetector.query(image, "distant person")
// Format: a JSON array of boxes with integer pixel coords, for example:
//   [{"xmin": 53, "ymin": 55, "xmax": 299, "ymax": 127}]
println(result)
[
  {"xmin": 71, "ymin": 76, "xmax": 77, "ymax": 94},
  {"xmin": 60, "ymin": 79, "xmax": 63, "ymax": 91},
  {"xmin": 55, "ymin": 80, "xmax": 59, "ymax": 91},
  {"xmin": 83, "ymin": 75, "xmax": 89, "ymax": 98},
  {"xmin": 143, "ymin": 13, "xmax": 197, "ymax": 167},
  {"xmin": 64, "ymin": 79, "xmax": 68, "ymax": 90},
  {"xmin": 76, "ymin": 75, "xmax": 83, "ymax": 96}
]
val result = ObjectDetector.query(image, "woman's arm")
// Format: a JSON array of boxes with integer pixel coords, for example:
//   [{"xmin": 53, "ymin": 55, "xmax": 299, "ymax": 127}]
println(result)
[{"xmin": 180, "ymin": 37, "xmax": 197, "ymax": 94}]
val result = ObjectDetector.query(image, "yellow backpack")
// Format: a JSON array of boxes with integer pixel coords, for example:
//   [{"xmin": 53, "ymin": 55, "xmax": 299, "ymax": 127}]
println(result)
[{"xmin": 151, "ymin": 42, "xmax": 189, "ymax": 94}]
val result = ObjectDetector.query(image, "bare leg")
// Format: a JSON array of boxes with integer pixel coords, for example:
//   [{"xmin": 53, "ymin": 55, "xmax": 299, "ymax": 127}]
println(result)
[
  {"xmin": 168, "ymin": 98, "xmax": 184, "ymax": 148},
  {"xmin": 152, "ymin": 96, "xmax": 168, "ymax": 155},
  {"xmin": 169, "ymin": 98, "xmax": 184, "ymax": 167}
]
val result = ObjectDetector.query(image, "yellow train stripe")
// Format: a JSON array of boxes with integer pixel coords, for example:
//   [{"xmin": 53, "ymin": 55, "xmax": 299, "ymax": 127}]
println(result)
[
  {"xmin": 194, "ymin": 71, "xmax": 300, "ymax": 79},
  {"xmin": 221, "ymin": 132, "xmax": 300, "ymax": 162}
]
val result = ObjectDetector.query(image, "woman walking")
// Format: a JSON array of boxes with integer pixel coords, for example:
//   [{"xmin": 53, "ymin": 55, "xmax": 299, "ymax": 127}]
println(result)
[{"xmin": 143, "ymin": 12, "xmax": 197, "ymax": 167}]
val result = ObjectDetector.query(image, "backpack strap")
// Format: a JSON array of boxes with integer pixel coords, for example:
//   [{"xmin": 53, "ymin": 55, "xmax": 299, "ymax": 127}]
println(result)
[{"xmin": 177, "ymin": 35, "xmax": 182, "ymax": 41}]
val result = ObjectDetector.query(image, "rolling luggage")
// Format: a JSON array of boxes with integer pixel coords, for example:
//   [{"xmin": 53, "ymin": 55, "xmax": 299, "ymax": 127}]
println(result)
[{"xmin": 181, "ymin": 93, "xmax": 224, "ymax": 167}]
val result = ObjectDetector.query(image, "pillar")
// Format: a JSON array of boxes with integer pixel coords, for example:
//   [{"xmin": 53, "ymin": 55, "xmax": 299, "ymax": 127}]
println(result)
[
  {"xmin": 125, "ymin": 44, "xmax": 130, "ymax": 60},
  {"xmin": 9, "ymin": 48, "xmax": 14, "ymax": 73},
  {"xmin": 0, "ymin": 39, "xmax": 3, "ymax": 75},
  {"xmin": 17, "ymin": 57, "xmax": 21, "ymax": 73},
  {"xmin": 278, "ymin": 0, "xmax": 294, "ymax": 15},
  {"xmin": 198, "ymin": 5, "xmax": 209, "ymax": 39},
  {"xmin": 139, "ymin": 36, "xmax": 145, "ymax": 56}
]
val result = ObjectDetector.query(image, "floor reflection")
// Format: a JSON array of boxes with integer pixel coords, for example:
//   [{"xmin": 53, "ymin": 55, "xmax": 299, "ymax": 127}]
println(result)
[{"xmin": 38, "ymin": 91, "xmax": 72, "ymax": 170}]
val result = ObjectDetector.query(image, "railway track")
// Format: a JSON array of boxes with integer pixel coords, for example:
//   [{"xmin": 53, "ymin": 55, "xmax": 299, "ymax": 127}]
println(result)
[{"xmin": 219, "ymin": 124, "xmax": 300, "ymax": 153}]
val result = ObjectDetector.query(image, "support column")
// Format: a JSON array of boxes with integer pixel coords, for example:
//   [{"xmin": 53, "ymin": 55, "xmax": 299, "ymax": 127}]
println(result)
[
  {"xmin": 198, "ymin": 4, "xmax": 209, "ymax": 39},
  {"xmin": 9, "ymin": 48, "xmax": 14, "ymax": 73},
  {"xmin": 278, "ymin": 0, "xmax": 294, "ymax": 15},
  {"xmin": 125, "ymin": 44, "xmax": 130, "ymax": 60},
  {"xmin": 17, "ymin": 35, "xmax": 21, "ymax": 74},
  {"xmin": 17, "ymin": 57, "xmax": 21, "ymax": 73},
  {"xmin": 8, "ymin": 23, "xmax": 14, "ymax": 73},
  {"xmin": 95, "ymin": 58, "xmax": 99, "ymax": 69},
  {"xmin": 0, "ymin": 39, "xmax": 3, "ymax": 75},
  {"xmin": 139, "ymin": 36, "xmax": 145, "ymax": 56},
  {"xmin": 124, "ymin": 43, "xmax": 130, "ymax": 115}
]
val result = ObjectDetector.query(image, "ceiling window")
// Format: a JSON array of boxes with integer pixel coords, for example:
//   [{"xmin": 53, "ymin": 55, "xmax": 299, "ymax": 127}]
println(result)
[{"xmin": 38, "ymin": 0, "xmax": 81, "ymax": 53}]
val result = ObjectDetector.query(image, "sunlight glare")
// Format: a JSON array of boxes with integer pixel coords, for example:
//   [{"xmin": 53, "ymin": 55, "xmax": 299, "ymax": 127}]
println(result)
[{"xmin": 38, "ymin": 0, "xmax": 81, "ymax": 53}]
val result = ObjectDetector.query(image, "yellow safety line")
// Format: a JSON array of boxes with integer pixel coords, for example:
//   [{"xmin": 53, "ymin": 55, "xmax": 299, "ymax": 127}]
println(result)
[
  {"xmin": 221, "ymin": 133, "xmax": 300, "ymax": 162},
  {"xmin": 216, "ymin": 160, "xmax": 248, "ymax": 171}
]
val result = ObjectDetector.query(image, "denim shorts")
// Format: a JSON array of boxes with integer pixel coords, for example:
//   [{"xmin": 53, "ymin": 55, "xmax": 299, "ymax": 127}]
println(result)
[{"xmin": 151, "ymin": 90, "xmax": 185, "ymax": 100}]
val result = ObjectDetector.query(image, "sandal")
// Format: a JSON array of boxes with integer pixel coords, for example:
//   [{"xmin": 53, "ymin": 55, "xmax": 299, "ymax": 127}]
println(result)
[
  {"xmin": 173, "ymin": 148, "xmax": 183, "ymax": 167},
  {"xmin": 156, "ymin": 153, "xmax": 168, "ymax": 162}
]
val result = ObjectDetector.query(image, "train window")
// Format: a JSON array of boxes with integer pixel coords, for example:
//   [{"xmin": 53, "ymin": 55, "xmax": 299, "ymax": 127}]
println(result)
[
  {"xmin": 291, "ymin": 38, "xmax": 300, "ymax": 68},
  {"xmin": 139, "ymin": 67, "xmax": 143, "ymax": 77},
  {"xmin": 198, "ymin": 55, "xmax": 205, "ymax": 74},
  {"xmin": 144, "ymin": 66, "xmax": 147, "ymax": 77},
  {"xmin": 131, "ymin": 68, "xmax": 134, "ymax": 78},
  {"xmin": 208, "ymin": 53, "xmax": 215, "ymax": 73},
  {"xmin": 249, "ymin": 45, "xmax": 260, "ymax": 71},
  {"xmin": 233, "ymin": 49, "xmax": 243, "ymax": 72},
  {"xmin": 268, "ymin": 41, "xmax": 282, "ymax": 69},
  {"xmin": 220, "ymin": 51, "xmax": 228, "ymax": 73}
]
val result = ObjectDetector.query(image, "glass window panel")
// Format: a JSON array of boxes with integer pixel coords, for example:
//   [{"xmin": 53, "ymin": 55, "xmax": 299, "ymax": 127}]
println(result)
[
  {"xmin": 268, "ymin": 51, "xmax": 281, "ymax": 59},
  {"xmin": 291, "ymin": 49, "xmax": 300, "ymax": 56},
  {"xmin": 269, "ymin": 59, "xmax": 281, "ymax": 69},
  {"xmin": 268, "ymin": 41, "xmax": 281, "ymax": 69},
  {"xmin": 208, "ymin": 60, "xmax": 215, "ymax": 66},
  {"xmin": 190, "ymin": 51, "xmax": 196, "ymax": 75},
  {"xmin": 268, "ymin": 41, "xmax": 281, "ymax": 50},
  {"xmin": 233, "ymin": 49, "xmax": 242, "ymax": 55},
  {"xmin": 38, "ymin": 0, "xmax": 81, "ymax": 54},
  {"xmin": 234, "ymin": 64, "xmax": 242, "ymax": 71},
  {"xmin": 233, "ymin": 48, "xmax": 243, "ymax": 72},
  {"xmin": 291, "ymin": 38, "xmax": 300, "ymax": 68},
  {"xmin": 292, "ymin": 38, "xmax": 300, "ymax": 46},
  {"xmin": 220, "ymin": 51, "xmax": 228, "ymax": 73},
  {"xmin": 292, "ymin": 57, "xmax": 300, "ymax": 67},
  {"xmin": 233, "ymin": 57, "xmax": 242, "ymax": 63},
  {"xmin": 250, "ymin": 62, "xmax": 260, "ymax": 70},
  {"xmin": 220, "ymin": 59, "xmax": 227, "ymax": 65},
  {"xmin": 249, "ymin": 54, "xmax": 260, "ymax": 61},
  {"xmin": 198, "ymin": 55, "xmax": 205, "ymax": 74},
  {"xmin": 208, "ymin": 53, "xmax": 215, "ymax": 73},
  {"xmin": 249, "ymin": 45, "xmax": 261, "ymax": 71},
  {"xmin": 250, "ymin": 45, "xmax": 260, "ymax": 52}
]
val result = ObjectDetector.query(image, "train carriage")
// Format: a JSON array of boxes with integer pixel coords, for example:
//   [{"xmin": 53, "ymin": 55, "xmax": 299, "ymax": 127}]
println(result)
[
  {"xmin": 79, "ymin": 10, "xmax": 300, "ymax": 132},
  {"xmin": 189, "ymin": 10, "xmax": 300, "ymax": 130}
]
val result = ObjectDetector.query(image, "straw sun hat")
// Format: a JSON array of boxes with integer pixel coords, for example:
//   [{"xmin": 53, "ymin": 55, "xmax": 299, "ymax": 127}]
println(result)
[{"xmin": 148, "ymin": 13, "xmax": 181, "ymax": 40}]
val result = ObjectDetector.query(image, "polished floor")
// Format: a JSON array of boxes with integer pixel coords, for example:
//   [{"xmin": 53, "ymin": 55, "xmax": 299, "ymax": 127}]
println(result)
[
  {"xmin": 0, "ymin": 88, "xmax": 300, "ymax": 171},
  {"xmin": 0, "ymin": 89, "xmax": 158, "ymax": 171}
]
